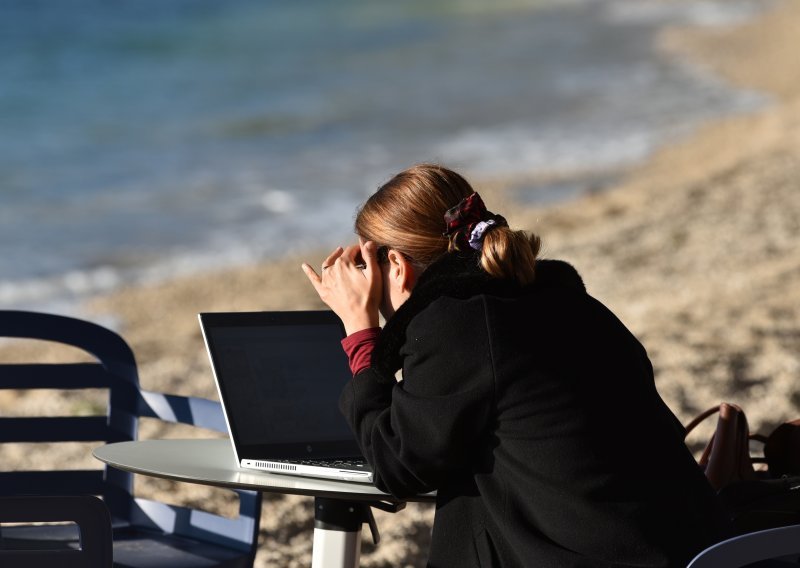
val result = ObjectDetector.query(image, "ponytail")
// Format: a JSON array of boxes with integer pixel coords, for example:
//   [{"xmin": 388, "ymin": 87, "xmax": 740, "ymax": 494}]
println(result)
[
  {"xmin": 442, "ymin": 190, "xmax": 541, "ymax": 286},
  {"xmin": 479, "ymin": 226, "xmax": 541, "ymax": 286}
]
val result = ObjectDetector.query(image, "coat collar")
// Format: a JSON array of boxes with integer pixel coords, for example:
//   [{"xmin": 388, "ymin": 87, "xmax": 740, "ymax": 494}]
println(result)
[{"xmin": 372, "ymin": 252, "xmax": 585, "ymax": 377}]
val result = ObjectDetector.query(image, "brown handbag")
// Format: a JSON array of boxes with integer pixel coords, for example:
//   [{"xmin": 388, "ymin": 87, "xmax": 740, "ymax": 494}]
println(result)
[
  {"xmin": 684, "ymin": 402, "xmax": 760, "ymax": 491},
  {"xmin": 764, "ymin": 418, "xmax": 800, "ymax": 477},
  {"xmin": 686, "ymin": 405, "xmax": 800, "ymax": 535}
]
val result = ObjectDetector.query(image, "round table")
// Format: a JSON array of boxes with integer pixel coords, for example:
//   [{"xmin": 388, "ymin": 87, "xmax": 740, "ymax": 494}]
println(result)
[{"xmin": 94, "ymin": 438, "xmax": 435, "ymax": 568}]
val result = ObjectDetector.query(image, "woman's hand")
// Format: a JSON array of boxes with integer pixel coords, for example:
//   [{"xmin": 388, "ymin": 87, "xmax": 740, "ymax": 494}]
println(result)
[{"xmin": 301, "ymin": 241, "xmax": 382, "ymax": 335}]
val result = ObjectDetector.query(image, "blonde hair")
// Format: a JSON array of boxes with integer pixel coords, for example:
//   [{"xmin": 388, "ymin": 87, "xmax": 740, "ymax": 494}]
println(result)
[{"xmin": 355, "ymin": 164, "xmax": 541, "ymax": 285}]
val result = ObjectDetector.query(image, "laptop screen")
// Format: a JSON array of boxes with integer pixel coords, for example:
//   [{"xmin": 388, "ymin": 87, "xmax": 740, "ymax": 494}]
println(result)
[{"xmin": 200, "ymin": 311, "xmax": 362, "ymax": 460}]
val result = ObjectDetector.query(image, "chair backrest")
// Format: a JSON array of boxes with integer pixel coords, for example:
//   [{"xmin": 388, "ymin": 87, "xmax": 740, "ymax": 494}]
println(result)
[
  {"xmin": 687, "ymin": 523, "xmax": 800, "ymax": 568},
  {"xmin": 0, "ymin": 310, "xmax": 262, "ymax": 555},
  {"xmin": 0, "ymin": 495, "xmax": 113, "ymax": 568},
  {"xmin": 0, "ymin": 310, "xmax": 139, "ymax": 510}
]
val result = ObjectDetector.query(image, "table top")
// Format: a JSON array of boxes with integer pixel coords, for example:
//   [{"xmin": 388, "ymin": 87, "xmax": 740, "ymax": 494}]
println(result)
[{"xmin": 94, "ymin": 438, "xmax": 436, "ymax": 503}]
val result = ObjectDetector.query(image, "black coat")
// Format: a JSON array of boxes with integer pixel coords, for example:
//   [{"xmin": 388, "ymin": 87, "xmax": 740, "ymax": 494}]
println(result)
[{"xmin": 339, "ymin": 252, "xmax": 725, "ymax": 567}]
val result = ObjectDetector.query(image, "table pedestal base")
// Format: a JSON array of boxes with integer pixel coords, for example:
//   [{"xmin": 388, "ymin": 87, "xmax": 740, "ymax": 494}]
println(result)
[
  {"xmin": 312, "ymin": 525, "xmax": 362, "ymax": 568},
  {"xmin": 312, "ymin": 497, "xmax": 374, "ymax": 568}
]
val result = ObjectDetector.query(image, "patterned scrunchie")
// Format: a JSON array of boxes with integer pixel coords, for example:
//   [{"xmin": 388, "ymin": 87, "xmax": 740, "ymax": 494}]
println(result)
[{"xmin": 443, "ymin": 192, "xmax": 507, "ymax": 251}]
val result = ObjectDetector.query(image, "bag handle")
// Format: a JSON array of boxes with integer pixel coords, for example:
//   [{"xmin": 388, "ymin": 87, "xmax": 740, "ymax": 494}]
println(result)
[
  {"xmin": 684, "ymin": 403, "xmax": 766, "ymax": 442},
  {"xmin": 684, "ymin": 404, "xmax": 725, "ymax": 438}
]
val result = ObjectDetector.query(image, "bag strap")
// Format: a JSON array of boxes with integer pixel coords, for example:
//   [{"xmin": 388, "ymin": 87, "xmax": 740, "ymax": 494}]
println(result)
[
  {"xmin": 684, "ymin": 404, "xmax": 724, "ymax": 438},
  {"xmin": 684, "ymin": 403, "xmax": 766, "ymax": 441}
]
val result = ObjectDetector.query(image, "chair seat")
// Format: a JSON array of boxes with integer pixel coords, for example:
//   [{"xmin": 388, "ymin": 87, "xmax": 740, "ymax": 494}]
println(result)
[
  {"xmin": 0, "ymin": 517, "xmax": 254, "ymax": 567},
  {"xmin": 112, "ymin": 527, "xmax": 255, "ymax": 568},
  {"xmin": 0, "ymin": 523, "xmax": 81, "ymax": 550}
]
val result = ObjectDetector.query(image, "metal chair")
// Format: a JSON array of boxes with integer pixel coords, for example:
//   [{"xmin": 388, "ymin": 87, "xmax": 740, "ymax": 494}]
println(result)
[
  {"xmin": 687, "ymin": 523, "xmax": 800, "ymax": 567},
  {"xmin": 0, "ymin": 310, "xmax": 262, "ymax": 567},
  {"xmin": 0, "ymin": 495, "xmax": 112, "ymax": 567}
]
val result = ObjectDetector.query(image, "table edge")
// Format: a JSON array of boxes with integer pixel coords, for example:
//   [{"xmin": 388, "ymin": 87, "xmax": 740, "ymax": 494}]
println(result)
[{"xmin": 94, "ymin": 439, "xmax": 436, "ymax": 504}]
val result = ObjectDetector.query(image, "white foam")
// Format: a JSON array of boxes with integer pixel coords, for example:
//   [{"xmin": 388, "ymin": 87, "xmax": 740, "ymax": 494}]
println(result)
[
  {"xmin": 0, "ymin": 266, "xmax": 127, "ymax": 325},
  {"xmin": 0, "ymin": 187, "xmax": 360, "ymax": 315},
  {"xmin": 261, "ymin": 189, "xmax": 297, "ymax": 214},
  {"xmin": 604, "ymin": 0, "xmax": 765, "ymax": 27},
  {"xmin": 435, "ymin": 123, "xmax": 658, "ymax": 178}
]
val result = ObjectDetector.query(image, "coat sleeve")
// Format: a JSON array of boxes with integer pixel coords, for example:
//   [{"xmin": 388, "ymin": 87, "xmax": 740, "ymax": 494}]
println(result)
[{"xmin": 339, "ymin": 296, "xmax": 496, "ymax": 498}]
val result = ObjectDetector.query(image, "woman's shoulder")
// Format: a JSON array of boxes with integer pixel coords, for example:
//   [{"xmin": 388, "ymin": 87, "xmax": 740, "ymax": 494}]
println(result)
[
  {"xmin": 394, "ymin": 255, "xmax": 587, "ymax": 334},
  {"xmin": 372, "ymin": 255, "xmax": 587, "ymax": 375},
  {"xmin": 414, "ymin": 253, "xmax": 585, "ymax": 300},
  {"xmin": 532, "ymin": 259, "xmax": 586, "ymax": 293},
  {"xmin": 412, "ymin": 260, "xmax": 588, "ymax": 337}
]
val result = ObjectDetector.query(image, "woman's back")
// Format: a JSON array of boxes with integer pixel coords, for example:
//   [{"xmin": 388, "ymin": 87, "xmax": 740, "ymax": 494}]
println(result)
[{"xmin": 358, "ymin": 255, "xmax": 725, "ymax": 567}]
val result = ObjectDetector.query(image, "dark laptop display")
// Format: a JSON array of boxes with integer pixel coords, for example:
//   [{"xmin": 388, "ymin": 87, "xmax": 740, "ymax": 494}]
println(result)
[{"xmin": 199, "ymin": 310, "xmax": 373, "ymax": 483}]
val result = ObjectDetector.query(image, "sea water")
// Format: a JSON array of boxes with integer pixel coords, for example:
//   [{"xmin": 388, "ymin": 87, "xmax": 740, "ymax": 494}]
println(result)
[{"xmin": 0, "ymin": 0, "xmax": 767, "ymax": 313}]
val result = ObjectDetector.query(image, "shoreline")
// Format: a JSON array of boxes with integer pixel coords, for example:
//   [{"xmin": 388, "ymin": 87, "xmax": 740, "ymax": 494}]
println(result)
[{"xmin": 4, "ymin": 1, "xmax": 799, "ymax": 565}]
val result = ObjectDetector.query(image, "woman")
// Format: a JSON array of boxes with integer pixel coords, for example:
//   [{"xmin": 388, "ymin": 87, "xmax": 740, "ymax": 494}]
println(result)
[{"xmin": 301, "ymin": 164, "xmax": 724, "ymax": 567}]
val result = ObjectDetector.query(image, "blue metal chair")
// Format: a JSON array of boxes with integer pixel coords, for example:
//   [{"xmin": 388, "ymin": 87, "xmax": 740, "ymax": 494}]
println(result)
[
  {"xmin": 0, "ymin": 310, "xmax": 262, "ymax": 567},
  {"xmin": 687, "ymin": 523, "xmax": 800, "ymax": 567},
  {"xmin": 0, "ymin": 495, "xmax": 113, "ymax": 567}
]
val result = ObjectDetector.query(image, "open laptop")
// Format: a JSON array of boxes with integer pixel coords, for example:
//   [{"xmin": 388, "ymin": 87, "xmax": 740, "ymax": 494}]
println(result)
[{"xmin": 198, "ymin": 310, "xmax": 373, "ymax": 484}]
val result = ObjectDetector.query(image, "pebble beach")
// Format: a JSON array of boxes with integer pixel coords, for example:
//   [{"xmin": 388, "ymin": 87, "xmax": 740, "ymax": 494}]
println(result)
[{"xmin": 2, "ymin": 0, "xmax": 799, "ymax": 565}]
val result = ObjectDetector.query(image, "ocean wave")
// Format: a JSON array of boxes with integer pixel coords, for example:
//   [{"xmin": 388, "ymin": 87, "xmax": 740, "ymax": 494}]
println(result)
[
  {"xmin": 604, "ymin": 0, "xmax": 766, "ymax": 27},
  {"xmin": 0, "ymin": 188, "xmax": 358, "ymax": 314}
]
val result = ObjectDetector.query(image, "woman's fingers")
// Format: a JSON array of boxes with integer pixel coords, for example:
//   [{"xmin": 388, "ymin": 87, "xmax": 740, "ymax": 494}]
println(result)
[
  {"xmin": 300, "ymin": 247, "xmax": 344, "ymax": 297},
  {"xmin": 300, "ymin": 263, "xmax": 323, "ymax": 292},
  {"xmin": 360, "ymin": 240, "xmax": 378, "ymax": 273},
  {"xmin": 337, "ymin": 244, "xmax": 363, "ymax": 267},
  {"xmin": 301, "ymin": 242, "xmax": 381, "ymax": 335},
  {"xmin": 322, "ymin": 247, "xmax": 344, "ymax": 271},
  {"xmin": 300, "ymin": 244, "xmax": 356, "ymax": 301},
  {"xmin": 359, "ymin": 240, "xmax": 383, "ymax": 309}
]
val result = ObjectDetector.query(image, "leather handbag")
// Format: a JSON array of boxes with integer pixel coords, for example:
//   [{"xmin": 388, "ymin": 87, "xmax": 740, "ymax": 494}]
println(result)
[
  {"xmin": 685, "ymin": 404, "xmax": 800, "ymax": 536},
  {"xmin": 764, "ymin": 419, "xmax": 800, "ymax": 477},
  {"xmin": 684, "ymin": 402, "xmax": 760, "ymax": 491}
]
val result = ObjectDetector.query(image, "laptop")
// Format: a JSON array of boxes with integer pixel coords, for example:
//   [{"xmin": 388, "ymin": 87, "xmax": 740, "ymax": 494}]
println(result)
[{"xmin": 198, "ymin": 310, "xmax": 374, "ymax": 484}]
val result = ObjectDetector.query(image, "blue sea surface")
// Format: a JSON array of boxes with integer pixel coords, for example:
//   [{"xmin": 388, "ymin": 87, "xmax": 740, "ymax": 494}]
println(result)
[{"xmin": 0, "ymin": 0, "xmax": 767, "ymax": 312}]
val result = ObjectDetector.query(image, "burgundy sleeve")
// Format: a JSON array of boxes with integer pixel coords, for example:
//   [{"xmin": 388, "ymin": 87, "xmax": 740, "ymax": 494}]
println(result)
[{"xmin": 340, "ymin": 327, "xmax": 381, "ymax": 376}]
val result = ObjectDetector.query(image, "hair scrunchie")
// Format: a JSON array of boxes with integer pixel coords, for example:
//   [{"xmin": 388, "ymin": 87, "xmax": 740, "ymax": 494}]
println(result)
[{"xmin": 443, "ymin": 192, "xmax": 507, "ymax": 250}]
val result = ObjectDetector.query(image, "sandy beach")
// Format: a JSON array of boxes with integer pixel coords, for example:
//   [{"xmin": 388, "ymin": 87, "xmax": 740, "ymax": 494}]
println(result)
[{"xmin": 3, "ymin": 0, "xmax": 800, "ymax": 565}]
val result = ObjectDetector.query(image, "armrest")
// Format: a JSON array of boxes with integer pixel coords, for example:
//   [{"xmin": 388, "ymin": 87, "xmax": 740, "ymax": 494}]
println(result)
[
  {"xmin": 137, "ymin": 389, "xmax": 227, "ymax": 432},
  {"xmin": 0, "ymin": 495, "xmax": 112, "ymax": 567}
]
